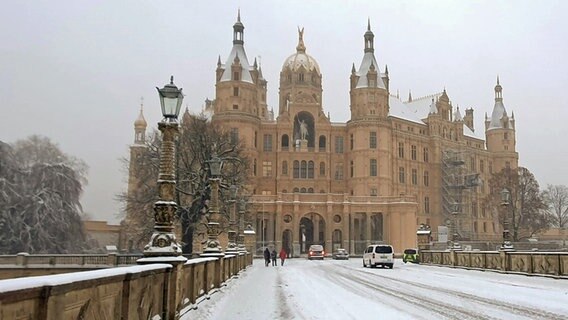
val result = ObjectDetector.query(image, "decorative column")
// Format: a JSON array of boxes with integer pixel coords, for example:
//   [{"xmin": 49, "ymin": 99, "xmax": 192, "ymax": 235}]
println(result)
[
  {"xmin": 226, "ymin": 185, "xmax": 239, "ymax": 255},
  {"xmin": 201, "ymin": 154, "xmax": 225, "ymax": 257},
  {"xmin": 141, "ymin": 76, "xmax": 185, "ymax": 259},
  {"xmin": 500, "ymin": 188, "xmax": 515, "ymax": 251}
]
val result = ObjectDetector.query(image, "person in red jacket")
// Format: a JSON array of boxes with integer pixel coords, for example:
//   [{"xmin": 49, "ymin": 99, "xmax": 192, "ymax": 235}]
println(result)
[{"xmin": 279, "ymin": 248, "xmax": 287, "ymax": 266}]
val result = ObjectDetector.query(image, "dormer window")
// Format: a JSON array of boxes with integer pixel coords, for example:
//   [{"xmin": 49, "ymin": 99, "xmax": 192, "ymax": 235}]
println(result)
[{"xmin": 369, "ymin": 79, "xmax": 376, "ymax": 87}]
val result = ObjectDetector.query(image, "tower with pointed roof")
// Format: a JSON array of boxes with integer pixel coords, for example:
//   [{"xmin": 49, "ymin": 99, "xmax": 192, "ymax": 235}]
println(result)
[{"xmin": 485, "ymin": 77, "xmax": 518, "ymax": 170}]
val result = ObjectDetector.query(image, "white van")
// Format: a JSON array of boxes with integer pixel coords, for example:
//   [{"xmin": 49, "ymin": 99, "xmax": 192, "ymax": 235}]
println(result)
[{"xmin": 363, "ymin": 244, "xmax": 394, "ymax": 269}]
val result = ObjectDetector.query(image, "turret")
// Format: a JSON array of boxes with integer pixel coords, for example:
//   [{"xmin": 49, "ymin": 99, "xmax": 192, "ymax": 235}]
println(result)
[{"xmin": 133, "ymin": 99, "xmax": 147, "ymax": 145}]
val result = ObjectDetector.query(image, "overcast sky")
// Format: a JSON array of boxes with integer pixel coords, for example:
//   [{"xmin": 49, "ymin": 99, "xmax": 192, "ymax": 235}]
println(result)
[{"xmin": 1, "ymin": 0, "xmax": 567, "ymax": 224}]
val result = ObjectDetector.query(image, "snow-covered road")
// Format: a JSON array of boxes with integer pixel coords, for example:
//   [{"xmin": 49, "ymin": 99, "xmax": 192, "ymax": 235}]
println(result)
[{"xmin": 184, "ymin": 258, "xmax": 568, "ymax": 320}]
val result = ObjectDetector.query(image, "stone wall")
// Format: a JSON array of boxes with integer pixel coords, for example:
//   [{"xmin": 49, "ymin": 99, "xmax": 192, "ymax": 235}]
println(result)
[
  {"xmin": 0, "ymin": 253, "xmax": 252, "ymax": 319},
  {"xmin": 421, "ymin": 250, "xmax": 568, "ymax": 278}
]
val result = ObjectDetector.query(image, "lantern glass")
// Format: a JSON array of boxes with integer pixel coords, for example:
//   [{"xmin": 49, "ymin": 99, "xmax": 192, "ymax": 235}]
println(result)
[
  {"xmin": 501, "ymin": 188, "xmax": 510, "ymax": 203},
  {"xmin": 209, "ymin": 156, "xmax": 222, "ymax": 176},
  {"xmin": 230, "ymin": 185, "xmax": 239, "ymax": 200},
  {"xmin": 157, "ymin": 76, "xmax": 184, "ymax": 119}
]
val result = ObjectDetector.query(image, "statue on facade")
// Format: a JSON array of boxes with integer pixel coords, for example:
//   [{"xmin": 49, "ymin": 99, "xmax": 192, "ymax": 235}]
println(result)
[{"xmin": 298, "ymin": 118, "xmax": 308, "ymax": 140}]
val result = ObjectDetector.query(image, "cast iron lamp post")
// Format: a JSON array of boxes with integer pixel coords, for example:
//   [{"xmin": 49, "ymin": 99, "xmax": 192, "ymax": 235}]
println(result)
[
  {"xmin": 449, "ymin": 203, "xmax": 462, "ymax": 250},
  {"xmin": 201, "ymin": 154, "xmax": 225, "ymax": 257},
  {"xmin": 225, "ymin": 184, "xmax": 239, "ymax": 254},
  {"xmin": 500, "ymin": 188, "xmax": 515, "ymax": 251},
  {"xmin": 142, "ymin": 76, "xmax": 185, "ymax": 257},
  {"xmin": 237, "ymin": 199, "xmax": 247, "ymax": 252}
]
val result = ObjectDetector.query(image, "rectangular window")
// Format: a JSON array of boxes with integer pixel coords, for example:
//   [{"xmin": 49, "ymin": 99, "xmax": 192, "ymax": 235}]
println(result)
[
  {"xmin": 350, "ymin": 161, "xmax": 354, "ymax": 177},
  {"xmin": 350, "ymin": 134, "xmax": 354, "ymax": 150},
  {"xmin": 399, "ymin": 167, "xmax": 405, "ymax": 183},
  {"xmin": 472, "ymin": 202, "xmax": 477, "ymax": 217},
  {"xmin": 263, "ymin": 161, "xmax": 272, "ymax": 177},
  {"xmin": 423, "ymin": 147, "xmax": 429, "ymax": 162},
  {"xmin": 233, "ymin": 87, "xmax": 239, "ymax": 96},
  {"xmin": 424, "ymin": 196, "xmax": 430, "ymax": 214},
  {"xmin": 480, "ymin": 160, "xmax": 485, "ymax": 173},
  {"xmin": 412, "ymin": 169, "xmax": 417, "ymax": 185},
  {"xmin": 335, "ymin": 136, "xmax": 344, "ymax": 153},
  {"xmin": 370, "ymin": 188, "xmax": 377, "ymax": 196},
  {"xmin": 233, "ymin": 104, "xmax": 239, "ymax": 110},
  {"xmin": 424, "ymin": 171, "xmax": 429, "ymax": 186},
  {"xmin": 470, "ymin": 157, "xmax": 475, "ymax": 170},
  {"xmin": 335, "ymin": 163, "xmax": 344, "ymax": 180},
  {"xmin": 370, "ymin": 132, "xmax": 377, "ymax": 149},
  {"xmin": 370, "ymin": 159, "xmax": 377, "ymax": 176},
  {"xmin": 230, "ymin": 128, "xmax": 239, "ymax": 144},
  {"xmin": 411, "ymin": 145, "xmax": 417, "ymax": 160},
  {"xmin": 263, "ymin": 134, "xmax": 272, "ymax": 152},
  {"xmin": 398, "ymin": 142, "xmax": 404, "ymax": 158}
]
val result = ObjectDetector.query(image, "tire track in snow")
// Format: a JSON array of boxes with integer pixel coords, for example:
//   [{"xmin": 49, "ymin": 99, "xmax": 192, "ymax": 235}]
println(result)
[{"xmin": 341, "ymin": 264, "xmax": 566, "ymax": 320}]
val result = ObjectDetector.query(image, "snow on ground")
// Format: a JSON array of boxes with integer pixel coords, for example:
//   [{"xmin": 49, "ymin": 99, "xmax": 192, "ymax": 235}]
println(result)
[{"xmin": 184, "ymin": 258, "xmax": 568, "ymax": 320}]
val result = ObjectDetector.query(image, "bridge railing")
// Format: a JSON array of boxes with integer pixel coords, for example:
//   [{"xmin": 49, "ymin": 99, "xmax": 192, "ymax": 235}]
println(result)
[
  {"xmin": 420, "ymin": 250, "xmax": 568, "ymax": 278},
  {"xmin": 0, "ymin": 252, "xmax": 253, "ymax": 320}
]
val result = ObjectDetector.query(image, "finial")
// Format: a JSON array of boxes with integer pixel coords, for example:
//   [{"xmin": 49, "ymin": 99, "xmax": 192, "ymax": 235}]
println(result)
[
  {"xmin": 385, "ymin": 64, "xmax": 389, "ymax": 74},
  {"xmin": 237, "ymin": 8, "xmax": 241, "ymax": 22},
  {"xmin": 367, "ymin": 17, "xmax": 371, "ymax": 31},
  {"xmin": 217, "ymin": 55, "xmax": 221, "ymax": 66},
  {"xmin": 497, "ymin": 75, "xmax": 500, "ymax": 85},
  {"xmin": 170, "ymin": 75, "xmax": 174, "ymax": 84},
  {"xmin": 140, "ymin": 96, "xmax": 144, "ymax": 109},
  {"xmin": 253, "ymin": 57, "xmax": 258, "ymax": 68},
  {"xmin": 296, "ymin": 27, "xmax": 306, "ymax": 52},
  {"xmin": 396, "ymin": 89, "xmax": 400, "ymax": 99},
  {"xmin": 408, "ymin": 90, "xmax": 412, "ymax": 102},
  {"xmin": 351, "ymin": 62, "xmax": 356, "ymax": 74}
]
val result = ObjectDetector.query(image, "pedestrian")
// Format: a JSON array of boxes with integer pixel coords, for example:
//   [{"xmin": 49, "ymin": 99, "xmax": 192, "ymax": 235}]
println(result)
[
  {"xmin": 279, "ymin": 247, "xmax": 287, "ymax": 266},
  {"xmin": 263, "ymin": 247, "xmax": 271, "ymax": 267},
  {"xmin": 271, "ymin": 249, "xmax": 277, "ymax": 266}
]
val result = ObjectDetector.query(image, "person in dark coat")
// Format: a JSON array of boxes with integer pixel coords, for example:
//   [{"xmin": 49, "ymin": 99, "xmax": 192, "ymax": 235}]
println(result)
[
  {"xmin": 263, "ymin": 248, "xmax": 271, "ymax": 267},
  {"xmin": 271, "ymin": 249, "xmax": 277, "ymax": 266}
]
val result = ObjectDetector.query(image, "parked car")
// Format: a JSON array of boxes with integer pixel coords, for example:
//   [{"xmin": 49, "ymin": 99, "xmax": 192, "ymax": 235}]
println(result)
[
  {"xmin": 363, "ymin": 244, "xmax": 394, "ymax": 268},
  {"xmin": 332, "ymin": 248, "xmax": 350, "ymax": 260},
  {"xmin": 402, "ymin": 248, "xmax": 419, "ymax": 264},
  {"xmin": 308, "ymin": 244, "xmax": 325, "ymax": 260}
]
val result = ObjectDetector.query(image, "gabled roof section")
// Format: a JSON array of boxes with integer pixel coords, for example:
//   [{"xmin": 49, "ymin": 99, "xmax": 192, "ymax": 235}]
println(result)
[
  {"xmin": 219, "ymin": 45, "xmax": 254, "ymax": 83},
  {"xmin": 388, "ymin": 95, "xmax": 424, "ymax": 124},
  {"xmin": 404, "ymin": 93, "xmax": 443, "ymax": 120}
]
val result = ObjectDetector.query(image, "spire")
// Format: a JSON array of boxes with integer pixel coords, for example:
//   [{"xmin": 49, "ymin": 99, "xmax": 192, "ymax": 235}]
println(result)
[
  {"xmin": 233, "ymin": 10, "xmax": 244, "ymax": 45},
  {"xmin": 296, "ymin": 27, "xmax": 306, "ymax": 53},
  {"xmin": 494, "ymin": 75, "xmax": 503, "ymax": 101},
  {"xmin": 408, "ymin": 90, "xmax": 412, "ymax": 102},
  {"xmin": 428, "ymin": 98, "xmax": 437, "ymax": 114},
  {"xmin": 217, "ymin": 55, "xmax": 222, "ymax": 67},
  {"xmin": 384, "ymin": 64, "xmax": 389, "ymax": 74},
  {"xmin": 253, "ymin": 57, "xmax": 258, "ymax": 69},
  {"xmin": 351, "ymin": 63, "xmax": 356, "ymax": 74},
  {"xmin": 364, "ymin": 19, "xmax": 374, "ymax": 53},
  {"xmin": 454, "ymin": 106, "xmax": 463, "ymax": 121}
]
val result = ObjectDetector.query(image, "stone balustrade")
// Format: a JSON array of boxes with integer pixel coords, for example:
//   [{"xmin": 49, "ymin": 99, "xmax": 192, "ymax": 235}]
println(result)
[
  {"xmin": 421, "ymin": 250, "xmax": 568, "ymax": 278},
  {"xmin": 0, "ymin": 252, "xmax": 252, "ymax": 319}
]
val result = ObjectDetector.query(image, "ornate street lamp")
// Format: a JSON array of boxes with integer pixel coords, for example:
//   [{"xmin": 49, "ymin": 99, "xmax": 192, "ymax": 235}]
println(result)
[
  {"xmin": 225, "ymin": 184, "xmax": 239, "ymax": 254},
  {"xmin": 237, "ymin": 199, "xmax": 247, "ymax": 252},
  {"xmin": 201, "ymin": 153, "xmax": 225, "ymax": 257},
  {"xmin": 500, "ymin": 188, "xmax": 514, "ymax": 251},
  {"xmin": 449, "ymin": 202, "xmax": 462, "ymax": 251},
  {"xmin": 142, "ymin": 76, "xmax": 185, "ymax": 258}
]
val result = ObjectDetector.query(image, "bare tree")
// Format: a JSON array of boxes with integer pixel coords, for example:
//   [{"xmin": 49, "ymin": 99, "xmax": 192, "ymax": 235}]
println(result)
[
  {"xmin": 542, "ymin": 184, "xmax": 568, "ymax": 228},
  {"xmin": 486, "ymin": 166, "xmax": 549, "ymax": 241},
  {"xmin": 0, "ymin": 136, "xmax": 88, "ymax": 254},
  {"xmin": 119, "ymin": 113, "xmax": 249, "ymax": 253}
]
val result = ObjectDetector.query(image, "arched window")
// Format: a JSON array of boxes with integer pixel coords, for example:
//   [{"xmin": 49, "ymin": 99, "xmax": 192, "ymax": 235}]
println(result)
[
  {"xmin": 282, "ymin": 161, "xmax": 288, "ymax": 175},
  {"xmin": 300, "ymin": 187, "xmax": 307, "ymax": 193},
  {"xmin": 308, "ymin": 188, "xmax": 314, "ymax": 193},
  {"xmin": 308, "ymin": 161, "xmax": 314, "ymax": 179},
  {"xmin": 301, "ymin": 160, "xmax": 307, "ymax": 178},
  {"xmin": 319, "ymin": 135, "xmax": 326, "ymax": 152},
  {"xmin": 293, "ymin": 187, "xmax": 299, "ymax": 193},
  {"xmin": 293, "ymin": 161, "xmax": 300, "ymax": 178},
  {"xmin": 319, "ymin": 162, "xmax": 325, "ymax": 176},
  {"xmin": 281, "ymin": 134, "xmax": 289, "ymax": 150}
]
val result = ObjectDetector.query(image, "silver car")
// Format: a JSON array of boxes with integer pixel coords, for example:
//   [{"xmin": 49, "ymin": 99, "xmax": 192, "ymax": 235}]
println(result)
[{"xmin": 308, "ymin": 244, "xmax": 325, "ymax": 260}]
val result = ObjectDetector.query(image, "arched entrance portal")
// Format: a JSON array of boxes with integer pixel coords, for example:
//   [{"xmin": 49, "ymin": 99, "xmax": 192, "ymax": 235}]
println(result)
[{"xmin": 299, "ymin": 213, "xmax": 325, "ymax": 253}]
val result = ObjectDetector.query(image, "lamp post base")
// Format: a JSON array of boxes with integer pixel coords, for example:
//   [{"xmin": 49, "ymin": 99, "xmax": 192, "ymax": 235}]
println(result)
[
  {"xmin": 500, "ymin": 241, "xmax": 515, "ymax": 251},
  {"xmin": 143, "ymin": 232, "xmax": 183, "ymax": 257},
  {"xmin": 449, "ymin": 242, "xmax": 462, "ymax": 251}
]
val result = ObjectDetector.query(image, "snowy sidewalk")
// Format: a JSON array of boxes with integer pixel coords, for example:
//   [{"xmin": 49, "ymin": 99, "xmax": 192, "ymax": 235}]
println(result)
[{"xmin": 183, "ymin": 258, "xmax": 288, "ymax": 320}]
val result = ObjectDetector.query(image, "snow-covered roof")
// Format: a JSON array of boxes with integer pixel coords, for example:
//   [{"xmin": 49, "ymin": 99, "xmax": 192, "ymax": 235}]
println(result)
[
  {"xmin": 463, "ymin": 123, "xmax": 484, "ymax": 140},
  {"xmin": 355, "ymin": 52, "xmax": 385, "ymax": 89},
  {"xmin": 454, "ymin": 107, "xmax": 463, "ymax": 122},
  {"xmin": 388, "ymin": 95, "xmax": 424, "ymax": 124},
  {"xmin": 488, "ymin": 99, "xmax": 508, "ymax": 129},
  {"xmin": 219, "ymin": 44, "xmax": 253, "ymax": 83},
  {"xmin": 404, "ymin": 93, "xmax": 443, "ymax": 120}
]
